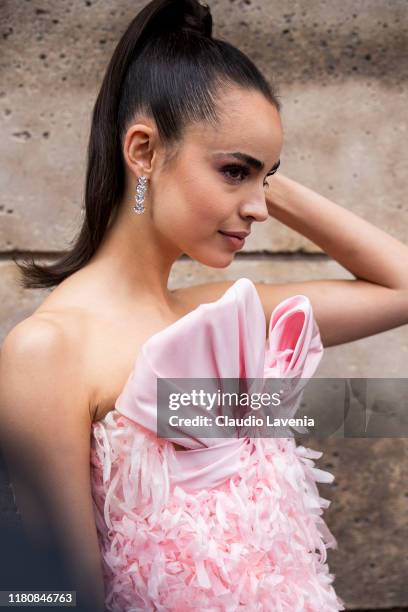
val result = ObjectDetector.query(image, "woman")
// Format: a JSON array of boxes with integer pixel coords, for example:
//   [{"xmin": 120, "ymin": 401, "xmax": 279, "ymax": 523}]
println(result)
[{"xmin": 1, "ymin": 0, "xmax": 407, "ymax": 610}]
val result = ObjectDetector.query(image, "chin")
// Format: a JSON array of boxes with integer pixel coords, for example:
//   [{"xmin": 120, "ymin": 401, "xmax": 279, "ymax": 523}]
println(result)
[{"xmin": 190, "ymin": 251, "xmax": 235, "ymax": 269}]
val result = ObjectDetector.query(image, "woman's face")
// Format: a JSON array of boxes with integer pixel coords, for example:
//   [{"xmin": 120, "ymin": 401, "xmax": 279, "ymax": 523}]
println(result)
[{"xmin": 151, "ymin": 86, "xmax": 283, "ymax": 267}]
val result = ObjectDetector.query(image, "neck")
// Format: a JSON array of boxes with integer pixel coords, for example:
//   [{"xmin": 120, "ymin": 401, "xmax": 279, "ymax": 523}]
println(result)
[{"xmin": 84, "ymin": 197, "xmax": 183, "ymax": 311}]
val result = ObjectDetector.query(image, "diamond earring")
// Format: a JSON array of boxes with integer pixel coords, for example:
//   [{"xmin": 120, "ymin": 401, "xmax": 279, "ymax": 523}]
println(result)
[{"xmin": 133, "ymin": 175, "xmax": 148, "ymax": 214}]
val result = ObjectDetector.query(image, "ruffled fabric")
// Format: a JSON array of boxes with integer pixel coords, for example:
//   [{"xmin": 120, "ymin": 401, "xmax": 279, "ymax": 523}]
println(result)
[
  {"xmin": 90, "ymin": 277, "xmax": 345, "ymax": 611},
  {"xmin": 91, "ymin": 415, "xmax": 344, "ymax": 611}
]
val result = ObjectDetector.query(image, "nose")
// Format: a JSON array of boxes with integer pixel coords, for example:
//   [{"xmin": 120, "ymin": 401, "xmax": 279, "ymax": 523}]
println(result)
[{"xmin": 239, "ymin": 191, "xmax": 269, "ymax": 223}]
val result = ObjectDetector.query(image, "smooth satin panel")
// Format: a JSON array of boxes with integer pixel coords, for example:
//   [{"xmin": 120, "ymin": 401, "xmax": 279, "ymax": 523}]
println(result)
[{"xmin": 115, "ymin": 277, "xmax": 324, "ymax": 490}]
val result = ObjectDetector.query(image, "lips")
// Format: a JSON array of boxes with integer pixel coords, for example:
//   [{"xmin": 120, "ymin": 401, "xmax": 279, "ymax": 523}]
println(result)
[
  {"xmin": 218, "ymin": 230, "xmax": 248, "ymax": 250},
  {"xmin": 219, "ymin": 230, "xmax": 250, "ymax": 239}
]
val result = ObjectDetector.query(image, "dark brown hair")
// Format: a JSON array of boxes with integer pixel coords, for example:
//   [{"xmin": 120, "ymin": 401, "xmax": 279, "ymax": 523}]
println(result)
[{"xmin": 15, "ymin": 0, "xmax": 281, "ymax": 289}]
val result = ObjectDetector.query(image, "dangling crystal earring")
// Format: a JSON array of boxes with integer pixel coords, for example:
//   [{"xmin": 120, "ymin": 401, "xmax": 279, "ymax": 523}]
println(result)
[{"xmin": 133, "ymin": 175, "xmax": 148, "ymax": 214}]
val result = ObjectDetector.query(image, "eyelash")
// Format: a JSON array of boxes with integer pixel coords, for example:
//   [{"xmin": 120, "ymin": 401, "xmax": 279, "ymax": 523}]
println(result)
[
  {"xmin": 221, "ymin": 164, "xmax": 277, "ymax": 187},
  {"xmin": 221, "ymin": 164, "xmax": 250, "ymax": 184}
]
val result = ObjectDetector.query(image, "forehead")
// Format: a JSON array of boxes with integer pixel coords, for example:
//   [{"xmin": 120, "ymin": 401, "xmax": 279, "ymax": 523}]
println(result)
[{"xmin": 186, "ymin": 86, "xmax": 283, "ymax": 158}]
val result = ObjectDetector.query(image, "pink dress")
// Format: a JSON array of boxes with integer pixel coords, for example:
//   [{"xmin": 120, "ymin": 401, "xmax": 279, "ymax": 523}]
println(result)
[{"xmin": 90, "ymin": 277, "xmax": 345, "ymax": 611}]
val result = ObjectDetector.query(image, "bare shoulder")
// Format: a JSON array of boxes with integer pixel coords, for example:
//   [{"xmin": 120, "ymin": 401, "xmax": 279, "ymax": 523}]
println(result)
[
  {"xmin": 2, "ymin": 308, "xmax": 85, "ymax": 368},
  {"xmin": 0, "ymin": 311, "xmax": 92, "ymax": 422},
  {"xmin": 0, "ymin": 314, "xmax": 106, "ymax": 609},
  {"xmin": 2, "ymin": 312, "xmax": 69, "ymax": 357}
]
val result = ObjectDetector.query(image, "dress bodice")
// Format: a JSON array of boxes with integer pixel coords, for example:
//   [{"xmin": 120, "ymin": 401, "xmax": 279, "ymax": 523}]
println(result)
[
  {"xmin": 106, "ymin": 277, "xmax": 324, "ymax": 490},
  {"xmin": 90, "ymin": 277, "xmax": 345, "ymax": 611}
]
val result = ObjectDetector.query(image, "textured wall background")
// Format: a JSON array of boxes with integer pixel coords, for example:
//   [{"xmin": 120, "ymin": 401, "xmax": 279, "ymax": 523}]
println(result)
[{"xmin": 0, "ymin": 0, "xmax": 407, "ymax": 609}]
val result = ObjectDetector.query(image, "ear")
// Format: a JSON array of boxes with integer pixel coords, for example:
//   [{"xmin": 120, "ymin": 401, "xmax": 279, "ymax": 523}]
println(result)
[{"xmin": 123, "ymin": 122, "xmax": 158, "ymax": 180}]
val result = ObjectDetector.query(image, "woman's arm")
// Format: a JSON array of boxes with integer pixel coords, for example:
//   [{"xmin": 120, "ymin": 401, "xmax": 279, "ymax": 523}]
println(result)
[
  {"xmin": 0, "ymin": 318, "xmax": 106, "ymax": 612},
  {"xmin": 266, "ymin": 173, "xmax": 408, "ymax": 291},
  {"xmin": 253, "ymin": 173, "xmax": 408, "ymax": 347}
]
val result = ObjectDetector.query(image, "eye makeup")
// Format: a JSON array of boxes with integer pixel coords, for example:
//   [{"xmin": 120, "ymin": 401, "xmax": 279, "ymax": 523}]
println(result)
[
  {"xmin": 221, "ymin": 164, "xmax": 251, "ymax": 183},
  {"xmin": 214, "ymin": 152, "xmax": 280, "ymax": 183},
  {"xmin": 216, "ymin": 154, "xmax": 280, "ymax": 186}
]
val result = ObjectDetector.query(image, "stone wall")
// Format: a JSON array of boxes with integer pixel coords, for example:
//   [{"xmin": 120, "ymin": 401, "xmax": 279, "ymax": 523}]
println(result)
[{"xmin": 1, "ymin": 1, "xmax": 407, "ymax": 608}]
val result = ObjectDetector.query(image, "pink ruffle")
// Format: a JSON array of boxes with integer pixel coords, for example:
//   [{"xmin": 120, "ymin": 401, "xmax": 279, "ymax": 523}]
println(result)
[{"xmin": 91, "ymin": 411, "xmax": 345, "ymax": 612}]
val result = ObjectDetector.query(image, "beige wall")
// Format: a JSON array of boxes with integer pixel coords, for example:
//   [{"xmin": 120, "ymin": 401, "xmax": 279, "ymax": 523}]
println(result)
[{"xmin": 1, "ymin": 1, "xmax": 407, "ymax": 608}]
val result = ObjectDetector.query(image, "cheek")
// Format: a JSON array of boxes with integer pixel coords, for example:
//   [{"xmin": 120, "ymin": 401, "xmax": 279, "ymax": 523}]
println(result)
[
  {"xmin": 152, "ymin": 163, "xmax": 236, "ymax": 236},
  {"xmin": 182, "ymin": 177, "xmax": 235, "ymax": 228}
]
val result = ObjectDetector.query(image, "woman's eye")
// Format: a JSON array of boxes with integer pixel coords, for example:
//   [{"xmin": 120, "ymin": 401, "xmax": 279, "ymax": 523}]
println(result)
[{"xmin": 222, "ymin": 165, "xmax": 250, "ymax": 183}]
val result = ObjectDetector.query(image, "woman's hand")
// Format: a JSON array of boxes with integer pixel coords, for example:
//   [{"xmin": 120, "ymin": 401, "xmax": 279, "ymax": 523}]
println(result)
[{"xmin": 264, "ymin": 172, "xmax": 288, "ymax": 219}]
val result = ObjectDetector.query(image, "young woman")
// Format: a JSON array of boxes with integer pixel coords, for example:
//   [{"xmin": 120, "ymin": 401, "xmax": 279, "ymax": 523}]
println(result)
[{"xmin": 1, "ymin": 0, "xmax": 407, "ymax": 610}]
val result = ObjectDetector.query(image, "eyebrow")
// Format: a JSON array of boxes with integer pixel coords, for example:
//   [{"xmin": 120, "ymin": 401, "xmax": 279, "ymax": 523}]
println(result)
[{"xmin": 221, "ymin": 152, "xmax": 281, "ymax": 175}]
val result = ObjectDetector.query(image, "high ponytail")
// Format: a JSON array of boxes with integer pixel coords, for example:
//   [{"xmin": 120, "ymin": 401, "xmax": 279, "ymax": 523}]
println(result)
[{"xmin": 15, "ymin": 0, "xmax": 281, "ymax": 289}]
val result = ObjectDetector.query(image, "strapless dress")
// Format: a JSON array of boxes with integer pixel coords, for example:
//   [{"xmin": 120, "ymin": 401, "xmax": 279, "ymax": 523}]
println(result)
[{"xmin": 90, "ymin": 277, "xmax": 345, "ymax": 611}]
